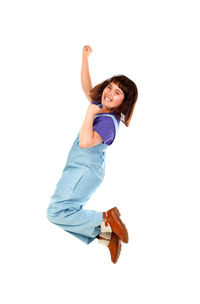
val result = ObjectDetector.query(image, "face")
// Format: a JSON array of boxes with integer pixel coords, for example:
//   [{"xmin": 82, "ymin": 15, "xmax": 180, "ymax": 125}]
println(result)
[{"xmin": 101, "ymin": 82, "xmax": 124, "ymax": 112}]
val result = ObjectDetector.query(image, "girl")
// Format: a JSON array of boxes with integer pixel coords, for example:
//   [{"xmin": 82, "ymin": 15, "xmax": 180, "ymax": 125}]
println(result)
[{"xmin": 47, "ymin": 46, "xmax": 138, "ymax": 264}]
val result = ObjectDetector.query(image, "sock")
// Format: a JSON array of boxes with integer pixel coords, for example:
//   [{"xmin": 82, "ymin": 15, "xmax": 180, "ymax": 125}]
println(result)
[
  {"xmin": 98, "ymin": 219, "xmax": 112, "ymax": 246},
  {"xmin": 98, "ymin": 233, "xmax": 111, "ymax": 246},
  {"xmin": 100, "ymin": 219, "xmax": 112, "ymax": 234}
]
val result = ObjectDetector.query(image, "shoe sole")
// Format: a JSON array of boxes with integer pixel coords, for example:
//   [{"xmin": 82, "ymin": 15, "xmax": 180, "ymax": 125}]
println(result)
[
  {"xmin": 113, "ymin": 238, "xmax": 122, "ymax": 264},
  {"xmin": 113, "ymin": 207, "xmax": 129, "ymax": 243}
]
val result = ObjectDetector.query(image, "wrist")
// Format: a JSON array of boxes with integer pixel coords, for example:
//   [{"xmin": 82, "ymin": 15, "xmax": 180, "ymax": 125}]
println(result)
[
  {"xmin": 82, "ymin": 54, "xmax": 89, "ymax": 62},
  {"xmin": 86, "ymin": 107, "xmax": 96, "ymax": 117}
]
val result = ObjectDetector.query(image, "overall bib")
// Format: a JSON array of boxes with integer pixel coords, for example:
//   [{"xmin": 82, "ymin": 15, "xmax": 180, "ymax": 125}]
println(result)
[{"xmin": 47, "ymin": 113, "xmax": 119, "ymax": 245}]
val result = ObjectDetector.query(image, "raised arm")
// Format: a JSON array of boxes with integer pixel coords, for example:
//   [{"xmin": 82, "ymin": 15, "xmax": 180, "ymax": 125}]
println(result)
[{"xmin": 81, "ymin": 46, "xmax": 93, "ymax": 103}]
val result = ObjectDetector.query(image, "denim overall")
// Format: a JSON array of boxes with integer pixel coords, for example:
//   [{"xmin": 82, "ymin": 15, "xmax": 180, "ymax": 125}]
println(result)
[{"xmin": 47, "ymin": 113, "xmax": 119, "ymax": 244}]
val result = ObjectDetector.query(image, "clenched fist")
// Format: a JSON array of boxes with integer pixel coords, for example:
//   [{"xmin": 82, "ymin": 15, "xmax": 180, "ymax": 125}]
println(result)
[
  {"xmin": 82, "ymin": 45, "xmax": 92, "ymax": 59},
  {"xmin": 87, "ymin": 103, "xmax": 105, "ymax": 116}
]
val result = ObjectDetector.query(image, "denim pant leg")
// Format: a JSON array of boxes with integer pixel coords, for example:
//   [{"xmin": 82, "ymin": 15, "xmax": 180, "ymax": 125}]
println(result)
[
  {"xmin": 47, "ymin": 155, "xmax": 104, "ymax": 244},
  {"xmin": 47, "ymin": 201, "xmax": 103, "ymax": 244}
]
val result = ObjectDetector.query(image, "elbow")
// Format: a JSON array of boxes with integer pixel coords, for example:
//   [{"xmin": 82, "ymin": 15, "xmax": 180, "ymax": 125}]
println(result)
[
  {"xmin": 79, "ymin": 140, "xmax": 90, "ymax": 149},
  {"xmin": 79, "ymin": 134, "xmax": 94, "ymax": 149}
]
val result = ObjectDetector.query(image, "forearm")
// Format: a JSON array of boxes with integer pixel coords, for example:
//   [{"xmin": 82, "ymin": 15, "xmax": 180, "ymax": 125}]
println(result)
[
  {"xmin": 79, "ymin": 110, "xmax": 95, "ymax": 147},
  {"xmin": 81, "ymin": 56, "xmax": 92, "ymax": 93}
]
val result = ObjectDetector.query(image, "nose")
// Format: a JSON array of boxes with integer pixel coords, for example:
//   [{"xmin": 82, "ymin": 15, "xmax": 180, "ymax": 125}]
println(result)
[{"xmin": 107, "ymin": 90, "xmax": 113, "ymax": 98}]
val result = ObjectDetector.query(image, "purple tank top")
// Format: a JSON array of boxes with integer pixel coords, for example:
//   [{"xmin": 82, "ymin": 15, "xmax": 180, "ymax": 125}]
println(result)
[{"xmin": 91, "ymin": 101, "xmax": 120, "ymax": 145}]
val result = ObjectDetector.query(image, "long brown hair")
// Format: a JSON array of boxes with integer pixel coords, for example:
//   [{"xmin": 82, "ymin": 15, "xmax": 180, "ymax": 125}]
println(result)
[{"xmin": 89, "ymin": 75, "xmax": 138, "ymax": 127}]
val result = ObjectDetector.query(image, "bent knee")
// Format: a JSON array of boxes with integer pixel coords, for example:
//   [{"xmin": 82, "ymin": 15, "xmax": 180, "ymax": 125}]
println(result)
[
  {"xmin": 46, "ymin": 201, "xmax": 82, "ymax": 224},
  {"xmin": 46, "ymin": 203, "xmax": 58, "ymax": 223},
  {"xmin": 46, "ymin": 202, "xmax": 74, "ymax": 223}
]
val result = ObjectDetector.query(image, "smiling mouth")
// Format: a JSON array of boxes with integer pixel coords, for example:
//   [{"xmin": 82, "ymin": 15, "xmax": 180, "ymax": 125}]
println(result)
[{"xmin": 104, "ymin": 96, "xmax": 112, "ymax": 102}]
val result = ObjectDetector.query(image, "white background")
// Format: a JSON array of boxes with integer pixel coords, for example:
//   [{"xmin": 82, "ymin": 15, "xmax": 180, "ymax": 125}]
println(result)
[{"xmin": 0, "ymin": 0, "xmax": 200, "ymax": 303}]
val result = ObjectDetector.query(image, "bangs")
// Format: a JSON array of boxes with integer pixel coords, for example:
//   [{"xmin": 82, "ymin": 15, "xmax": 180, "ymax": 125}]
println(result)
[{"xmin": 109, "ymin": 77, "xmax": 129, "ymax": 97}]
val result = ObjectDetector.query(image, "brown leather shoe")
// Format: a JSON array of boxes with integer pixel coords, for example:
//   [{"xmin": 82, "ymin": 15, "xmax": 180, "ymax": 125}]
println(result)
[
  {"xmin": 108, "ymin": 233, "xmax": 122, "ymax": 264},
  {"xmin": 103, "ymin": 207, "xmax": 129, "ymax": 243},
  {"xmin": 100, "ymin": 233, "xmax": 122, "ymax": 264}
]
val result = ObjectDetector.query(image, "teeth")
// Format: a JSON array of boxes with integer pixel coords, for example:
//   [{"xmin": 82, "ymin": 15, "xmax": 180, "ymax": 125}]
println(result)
[{"xmin": 105, "ymin": 96, "xmax": 112, "ymax": 102}]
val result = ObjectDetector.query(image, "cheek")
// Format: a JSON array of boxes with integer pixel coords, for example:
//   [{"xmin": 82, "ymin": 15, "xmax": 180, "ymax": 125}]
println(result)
[
  {"xmin": 104, "ymin": 89, "xmax": 110, "ymax": 96},
  {"xmin": 101, "ymin": 89, "xmax": 106, "ymax": 98},
  {"xmin": 115, "ymin": 96, "xmax": 124, "ymax": 105}
]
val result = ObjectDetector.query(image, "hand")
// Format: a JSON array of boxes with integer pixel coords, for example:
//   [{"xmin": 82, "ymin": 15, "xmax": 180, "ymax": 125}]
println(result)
[
  {"xmin": 82, "ymin": 45, "xmax": 92, "ymax": 59},
  {"xmin": 87, "ymin": 103, "xmax": 105, "ymax": 116}
]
